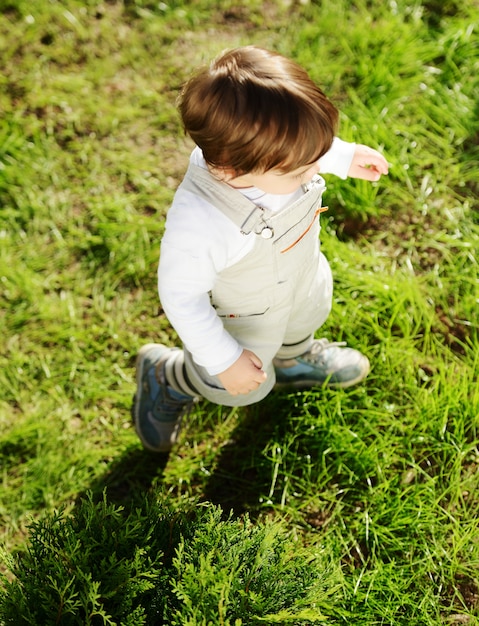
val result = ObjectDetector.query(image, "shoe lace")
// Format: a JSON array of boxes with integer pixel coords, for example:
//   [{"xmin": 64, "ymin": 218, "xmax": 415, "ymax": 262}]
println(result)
[{"xmin": 302, "ymin": 339, "xmax": 346, "ymax": 364}]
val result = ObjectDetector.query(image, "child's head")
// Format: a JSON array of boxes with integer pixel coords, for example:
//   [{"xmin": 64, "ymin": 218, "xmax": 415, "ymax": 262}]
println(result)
[{"xmin": 178, "ymin": 46, "xmax": 339, "ymax": 177}]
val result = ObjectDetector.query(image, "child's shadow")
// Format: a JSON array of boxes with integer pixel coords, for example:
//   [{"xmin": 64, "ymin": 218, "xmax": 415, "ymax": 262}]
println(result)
[
  {"xmin": 83, "ymin": 446, "xmax": 170, "ymax": 508},
  {"xmin": 84, "ymin": 392, "xmax": 297, "ymax": 515},
  {"xmin": 200, "ymin": 393, "xmax": 295, "ymax": 516}
]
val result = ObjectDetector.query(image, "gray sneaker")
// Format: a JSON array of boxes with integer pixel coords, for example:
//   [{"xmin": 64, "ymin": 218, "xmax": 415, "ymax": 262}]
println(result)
[
  {"xmin": 132, "ymin": 344, "xmax": 194, "ymax": 452},
  {"xmin": 274, "ymin": 339, "xmax": 370, "ymax": 389}
]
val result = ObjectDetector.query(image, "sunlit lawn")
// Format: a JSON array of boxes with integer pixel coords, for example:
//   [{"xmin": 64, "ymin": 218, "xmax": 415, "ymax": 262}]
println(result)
[{"xmin": 1, "ymin": 0, "xmax": 478, "ymax": 623}]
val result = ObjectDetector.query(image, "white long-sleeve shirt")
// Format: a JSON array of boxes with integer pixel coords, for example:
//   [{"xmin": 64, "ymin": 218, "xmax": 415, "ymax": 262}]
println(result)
[{"xmin": 158, "ymin": 138, "xmax": 356, "ymax": 375}]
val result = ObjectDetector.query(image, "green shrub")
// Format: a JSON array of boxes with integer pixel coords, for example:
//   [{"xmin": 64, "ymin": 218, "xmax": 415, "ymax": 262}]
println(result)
[{"xmin": 0, "ymin": 494, "xmax": 341, "ymax": 625}]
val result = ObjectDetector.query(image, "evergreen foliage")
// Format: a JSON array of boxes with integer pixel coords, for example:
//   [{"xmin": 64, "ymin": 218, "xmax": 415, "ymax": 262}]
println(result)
[{"xmin": 0, "ymin": 495, "xmax": 340, "ymax": 625}]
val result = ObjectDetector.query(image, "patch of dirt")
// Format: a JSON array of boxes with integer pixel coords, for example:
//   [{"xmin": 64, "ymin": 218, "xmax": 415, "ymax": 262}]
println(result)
[
  {"xmin": 337, "ymin": 209, "xmax": 448, "ymax": 272},
  {"xmin": 442, "ymin": 574, "xmax": 479, "ymax": 623}
]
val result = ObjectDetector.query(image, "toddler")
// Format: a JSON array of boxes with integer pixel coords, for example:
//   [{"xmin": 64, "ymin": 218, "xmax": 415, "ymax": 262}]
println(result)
[{"xmin": 133, "ymin": 46, "xmax": 388, "ymax": 452}]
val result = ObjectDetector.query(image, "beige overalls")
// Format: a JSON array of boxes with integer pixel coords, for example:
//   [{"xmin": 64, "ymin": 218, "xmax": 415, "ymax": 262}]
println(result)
[{"xmin": 178, "ymin": 164, "xmax": 333, "ymax": 407}]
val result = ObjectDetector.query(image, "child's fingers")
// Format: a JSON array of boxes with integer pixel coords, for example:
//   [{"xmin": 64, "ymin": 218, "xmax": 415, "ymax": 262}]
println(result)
[
  {"xmin": 247, "ymin": 351, "xmax": 267, "ymax": 381},
  {"xmin": 367, "ymin": 152, "xmax": 389, "ymax": 175},
  {"xmin": 349, "ymin": 145, "xmax": 389, "ymax": 180},
  {"xmin": 357, "ymin": 164, "xmax": 384, "ymax": 181}
]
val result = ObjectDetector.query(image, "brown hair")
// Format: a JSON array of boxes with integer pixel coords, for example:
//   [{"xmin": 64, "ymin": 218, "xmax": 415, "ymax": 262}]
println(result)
[{"xmin": 178, "ymin": 46, "xmax": 339, "ymax": 175}]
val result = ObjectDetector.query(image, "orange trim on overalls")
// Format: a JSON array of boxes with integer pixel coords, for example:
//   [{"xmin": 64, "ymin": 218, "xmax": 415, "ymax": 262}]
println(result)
[{"xmin": 280, "ymin": 206, "xmax": 328, "ymax": 253}]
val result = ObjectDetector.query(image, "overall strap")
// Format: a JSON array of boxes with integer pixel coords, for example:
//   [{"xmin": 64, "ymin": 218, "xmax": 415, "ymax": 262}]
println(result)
[{"xmin": 178, "ymin": 164, "xmax": 275, "ymax": 236}]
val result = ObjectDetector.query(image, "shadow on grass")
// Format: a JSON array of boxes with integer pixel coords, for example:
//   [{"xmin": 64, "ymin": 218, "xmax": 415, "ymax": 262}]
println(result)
[
  {"xmin": 82, "ymin": 445, "xmax": 171, "ymax": 509},
  {"xmin": 82, "ymin": 391, "xmax": 301, "ymax": 517},
  {"xmin": 200, "ymin": 393, "xmax": 292, "ymax": 516}
]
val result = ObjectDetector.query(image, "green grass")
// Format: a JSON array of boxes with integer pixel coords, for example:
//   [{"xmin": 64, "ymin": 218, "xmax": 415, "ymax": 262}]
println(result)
[{"xmin": 1, "ymin": 0, "xmax": 479, "ymax": 623}]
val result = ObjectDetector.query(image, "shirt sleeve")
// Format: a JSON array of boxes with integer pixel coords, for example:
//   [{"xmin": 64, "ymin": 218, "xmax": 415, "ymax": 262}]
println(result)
[
  {"xmin": 158, "ymin": 193, "xmax": 244, "ymax": 376},
  {"xmin": 318, "ymin": 137, "xmax": 356, "ymax": 179}
]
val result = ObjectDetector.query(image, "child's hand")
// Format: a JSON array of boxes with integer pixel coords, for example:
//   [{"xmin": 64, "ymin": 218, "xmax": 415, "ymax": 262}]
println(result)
[
  {"xmin": 217, "ymin": 349, "xmax": 267, "ymax": 395},
  {"xmin": 348, "ymin": 144, "xmax": 389, "ymax": 181}
]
